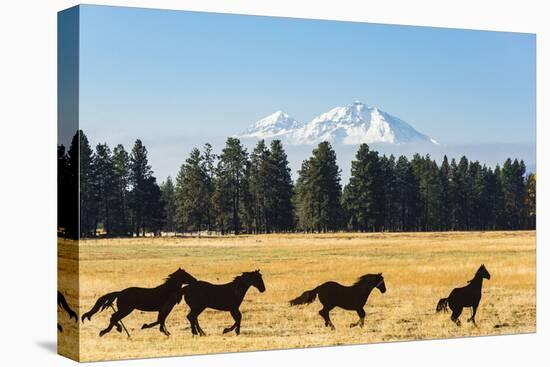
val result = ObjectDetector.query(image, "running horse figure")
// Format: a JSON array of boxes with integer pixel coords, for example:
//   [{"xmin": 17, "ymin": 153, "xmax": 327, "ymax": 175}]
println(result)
[
  {"xmin": 81, "ymin": 268, "xmax": 197, "ymax": 337},
  {"xmin": 180, "ymin": 270, "xmax": 266, "ymax": 336},
  {"xmin": 436, "ymin": 264, "xmax": 491, "ymax": 326},
  {"xmin": 289, "ymin": 273, "xmax": 386, "ymax": 330}
]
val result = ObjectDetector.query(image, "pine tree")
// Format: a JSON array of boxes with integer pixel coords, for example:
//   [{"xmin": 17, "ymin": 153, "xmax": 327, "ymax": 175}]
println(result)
[
  {"xmin": 439, "ymin": 156, "xmax": 451, "ymax": 231},
  {"xmin": 411, "ymin": 154, "xmax": 439, "ymax": 231},
  {"xmin": 466, "ymin": 161, "xmax": 481, "ymax": 230},
  {"xmin": 394, "ymin": 156, "xmax": 419, "ymax": 231},
  {"xmin": 450, "ymin": 157, "xmax": 469, "ymax": 230},
  {"xmin": 111, "ymin": 144, "xmax": 131, "ymax": 236},
  {"xmin": 143, "ymin": 176, "xmax": 165, "ymax": 235},
  {"xmin": 427, "ymin": 158, "xmax": 444, "ymax": 231},
  {"xmin": 518, "ymin": 160, "xmax": 528, "ymax": 228},
  {"xmin": 241, "ymin": 160, "xmax": 255, "ymax": 233},
  {"xmin": 379, "ymin": 155, "xmax": 397, "ymax": 231},
  {"xmin": 342, "ymin": 144, "xmax": 384, "ymax": 232},
  {"xmin": 268, "ymin": 140, "xmax": 294, "ymax": 232},
  {"xmin": 493, "ymin": 165, "xmax": 506, "ymax": 229},
  {"xmin": 93, "ymin": 143, "xmax": 117, "ymax": 235},
  {"xmin": 295, "ymin": 142, "xmax": 342, "ymax": 232},
  {"xmin": 249, "ymin": 140, "xmax": 271, "ymax": 233},
  {"xmin": 129, "ymin": 139, "xmax": 153, "ymax": 236},
  {"xmin": 526, "ymin": 173, "xmax": 536, "ymax": 229},
  {"xmin": 213, "ymin": 138, "xmax": 248, "ymax": 234},
  {"xmin": 201, "ymin": 143, "xmax": 217, "ymax": 232},
  {"xmin": 295, "ymin": 158, "xmax": 315, "ymax": 232},
  {"xmin": 500, "ymin": 159, "xmax": 527, "ymax": 229},
  {"xmin": 175, "ymin": 148, "xmax": 210, "ymax": 233},
  {"xmin": 160, "ymin": 176, "xmax": 176, "ymax": 234},
  {"xmin": 77, "ymin": 130, "xmax": 97, "ymax": 237}
]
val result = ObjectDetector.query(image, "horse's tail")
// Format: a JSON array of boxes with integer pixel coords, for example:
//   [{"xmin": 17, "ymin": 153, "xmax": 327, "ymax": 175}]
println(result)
[
  {"xmin": 436, "ymin": 298, "xmax": 449, "ymax": 313},
  {"xmin": 81, "ymin": 291, "xmax": 119, "ymax": 322},
  {"xmin": 289, "ymin": 286, "xmax": 320, "ymax": 306}
]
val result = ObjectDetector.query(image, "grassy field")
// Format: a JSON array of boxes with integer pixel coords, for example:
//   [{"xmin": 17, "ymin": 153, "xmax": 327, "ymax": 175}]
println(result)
[{"xmin": 57, "ymin": 231, "xmax": 536, "ymax": 362}]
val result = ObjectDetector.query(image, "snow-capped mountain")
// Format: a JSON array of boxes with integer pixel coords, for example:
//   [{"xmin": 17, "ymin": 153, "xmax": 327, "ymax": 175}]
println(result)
[
  {"xmin": 239, "ymin": 101, "xmax": 438, "ymax": 145},
  {"xmin": 239, "ymin": 110, "xmax": 301, "ymax": 139}
]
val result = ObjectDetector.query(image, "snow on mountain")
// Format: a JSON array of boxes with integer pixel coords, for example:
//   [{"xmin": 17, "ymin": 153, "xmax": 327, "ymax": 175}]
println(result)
[
  {"xmin": 239, "ymin": 110, "xmax": 300, "ymax": 139},
  {"xmin": 239, "ymin": 101, "xmax": 438, "ymax": 145}
]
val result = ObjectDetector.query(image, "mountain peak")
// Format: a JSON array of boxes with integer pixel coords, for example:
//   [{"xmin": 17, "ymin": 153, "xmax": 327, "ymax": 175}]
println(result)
[
  {"xmin": 257, "ymin": 110, "xmax": 288, "ymax": 126},
  {"xmin": 239, "ymin": 102, "xmax": 438, "ymax": 146},
  {"xmin": 240, "ymin": 111, "xmax": 300, "ymax": 139}
]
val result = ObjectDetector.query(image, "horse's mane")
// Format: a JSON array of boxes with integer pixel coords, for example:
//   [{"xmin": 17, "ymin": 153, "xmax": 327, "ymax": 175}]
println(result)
[
  {"xmin": 233, "ymin": 271, "xmax": 253, "ymax": 284},
  {"xmin": 353, "ymin": 273, "xmax": 381, "ymax": 287},
  {"xmin": 163, "ymin": 269, "xmax": 196, "ymax": 286},
  {"xmin": 164, "ymin": 272, "xmax": 180, "ymax": 286},
  {"xmin": 467, "ymin": 267, "xmax": 484, "ymax": 284},
  {"xmin": 468, "ymin": 265, "xmax": 490, "ymax": 284}
]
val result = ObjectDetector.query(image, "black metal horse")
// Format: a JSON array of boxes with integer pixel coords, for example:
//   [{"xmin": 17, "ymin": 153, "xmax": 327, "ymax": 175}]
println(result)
[
  {"xmin": 81, "ymin": 268, "xmax": 197, "ymax": 337},
  {"xmin": 290, "ymin": 273, "xmax": 386, "ymax": 330},
  {"xmin": 178, "ymin": 270, "xmax": 266, "ymax": 336},
  {"xmin": 436, "ymin": 264, "xmax": 491, "ymax": 326}
]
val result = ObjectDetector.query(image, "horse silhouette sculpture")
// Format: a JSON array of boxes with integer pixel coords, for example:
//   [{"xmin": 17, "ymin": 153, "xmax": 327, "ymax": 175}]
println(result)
[
  {"xmin": 81, "ymin": 268, "xmax": 197, "ymax": 337},
  {"xmin": 177, "ymin": 270, "xmax": 266, "ymax": 336},
  {"xmin": 289, "ymin": 273, "xmax": 386, "ymax": 330},
  {"xmin": 58, "ymin": 291, "xmax": 77, "ymax": 332},
  {"xmin": 436, "ymin": 264, "xmax": 491, "ymax": 326}
]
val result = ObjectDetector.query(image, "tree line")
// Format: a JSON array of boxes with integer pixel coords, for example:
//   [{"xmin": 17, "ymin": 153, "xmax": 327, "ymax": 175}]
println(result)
[
  {"xmin": 58, "ymin": 130, "xmax": 536, "ymax": 238},
  {"xmin": 58, "ymin": 130, "xmax": 164, "ymax": 238}
]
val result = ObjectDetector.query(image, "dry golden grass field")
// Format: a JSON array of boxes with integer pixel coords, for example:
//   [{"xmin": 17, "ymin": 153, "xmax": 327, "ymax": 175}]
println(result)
[{"xmin": 57, "ymin": 231, "xmax": 535, "ymax": 362}]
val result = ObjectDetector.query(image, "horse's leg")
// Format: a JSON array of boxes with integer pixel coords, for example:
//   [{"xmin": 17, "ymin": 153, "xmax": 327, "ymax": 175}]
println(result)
[
  {"xmin": 234, "ymin": 309, "xmax": 243, "ymax": 335},
  {"xmin": 188, "ymin": 307, "xmax": 206, "ymax": 337},
  {"xmin": 195, "ymin": 316, "xmax": 207, "ymax": 337},
  {"xmin": 223, "ymin": 309, "xmax": 242, "ymax": 335},
  {"xmin": 450, "ymin": 306, "xmax": 463, "ymax": 327},
  {"xmin": 318, "ymin": 307, "xmax": 330, "ymax": 328},
  {"xmin": 141, "ymin": 319, "xmax": 165, "ymax": 336},
  {"xmin": 156, "ymin": 303, "xmax": 176, "ymax": 336},
  {"xmin": 160, "ymin": 323, "xmax": 171, "ymax": 336},
  {"xmin": 141, "ymin": 310, "xmax": 161, "ymax": 330},
  {"xmin": 468, "ymin": 303, "xmax": 479, "ymax": 327},
  {"xmin": 141, "ymin": 320, "xmax": 160, "ymax": 330},
  {"xmin": 327, "ymin": 313, "xmax": 336, "ymax": 330},
  {"xmin": 159, "ymin": 319, "xmax": 171, "ymax": 337},
  {"xmin": 350, "ymin": 308, "xmax": 366, "ymax": 328},
  {"xmin": 100, "ymin": 308, "xmax": 132, "ymax": 337},
  {"xmin": 187, "ymin": 311, "xmax": 198, "ymax": 336},
  {"xmin": 319, "ymin": 306, "xmax": 336, "ymax": 330}
]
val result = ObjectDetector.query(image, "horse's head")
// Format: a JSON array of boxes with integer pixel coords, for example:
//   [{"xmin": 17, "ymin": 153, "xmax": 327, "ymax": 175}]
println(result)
[
  {"xmin": 168, "ymin": 267, "xmax": 198, "ymax": 286},
  {"xmin": 478, "ymin": 264, "xmax": 491, "ymax": 280},
  {"xmin": 246, "ymin": 269, "xmax": 266, "ymax": 293},
  {"xmin": 376, "ymin": 273, "xmax": 386, "ymax": 294}
]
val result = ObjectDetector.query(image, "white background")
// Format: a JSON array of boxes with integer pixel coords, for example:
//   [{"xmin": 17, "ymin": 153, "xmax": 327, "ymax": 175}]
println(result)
[{"xmin": 0, "ymin": 0, "xmax": 547, "ymax": 366}]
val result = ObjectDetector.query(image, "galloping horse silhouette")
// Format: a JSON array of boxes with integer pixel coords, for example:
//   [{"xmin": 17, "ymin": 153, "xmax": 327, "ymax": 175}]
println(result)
[
  {"xmin": 57, "ymin": 291, "xmax": 77, "ymax": 332},
  {"xmin": 81, "ymin": 268, "xmax": 197, "ymax": 337},
  {"xmin": 436, "ymin": 264, "xmax": 491, "ymax": 326},
  {"xmin": 290, "ymin": 273, "xmax": 386, "ymax": 330},
  {"xmin": 178, "ymin": 270, "xmax": 266, "ymax": 336}
]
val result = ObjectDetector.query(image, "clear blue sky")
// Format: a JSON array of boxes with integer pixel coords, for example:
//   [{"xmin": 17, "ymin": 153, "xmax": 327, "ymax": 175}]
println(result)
[{"xmin": 74, "ymin": 5, "xmax": 536, "ymax": 181}]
